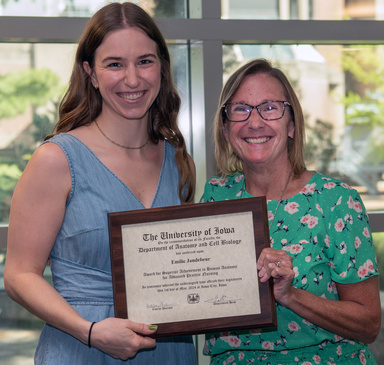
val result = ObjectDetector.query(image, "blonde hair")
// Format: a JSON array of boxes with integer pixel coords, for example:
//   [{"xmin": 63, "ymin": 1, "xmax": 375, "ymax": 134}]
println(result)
[{"xmin": 215, "ymin": 58, "xmax": 306, "ymax": 177}]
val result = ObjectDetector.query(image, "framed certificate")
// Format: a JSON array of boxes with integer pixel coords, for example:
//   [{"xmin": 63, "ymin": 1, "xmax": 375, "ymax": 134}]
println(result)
[{"xmin": 108, "ymin": 197, "xmax": 277, "ymax": 337}]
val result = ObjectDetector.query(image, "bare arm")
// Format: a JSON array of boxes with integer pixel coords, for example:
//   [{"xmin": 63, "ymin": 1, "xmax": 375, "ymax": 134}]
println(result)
[
  {"xmin": 258, "ymin": 248, "xmax": 381, "ymax": 344},
  {"xmin": 281, "ymin": 277, "xmax": 381, "ymax": 344},
  {"xmin": 4, "ymin": 143, "xmax": 156, "ymax": 359}
]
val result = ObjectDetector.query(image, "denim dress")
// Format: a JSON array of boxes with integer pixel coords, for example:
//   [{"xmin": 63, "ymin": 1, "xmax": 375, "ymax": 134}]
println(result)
[{"xmin": 35, "ymin": 133, "xmax": 197, "ymax": 365}]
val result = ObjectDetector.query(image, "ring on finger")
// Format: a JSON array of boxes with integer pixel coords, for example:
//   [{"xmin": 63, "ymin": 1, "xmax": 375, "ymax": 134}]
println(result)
[{"xmin": 275, "ymin": 261, "xmax": 281, "ymax": 267}]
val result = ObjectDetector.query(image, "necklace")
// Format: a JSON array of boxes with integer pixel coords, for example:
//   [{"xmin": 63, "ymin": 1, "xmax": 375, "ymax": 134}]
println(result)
[
  {"xmin": 94, "ymin": 120, "xmax": 150, "ymax": 150},
  {"xmin": 241, "ymin": 171, "xmax": 292, "ymax": 230},
  {"xmin": 268, "ymin": 171, "xmax": 292, "ymax": 230}
]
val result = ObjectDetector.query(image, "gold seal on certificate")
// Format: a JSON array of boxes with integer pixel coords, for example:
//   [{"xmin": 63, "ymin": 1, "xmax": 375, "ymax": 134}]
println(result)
[{"xmin": 108, "ymin": 198, "xmax": 277, "ymax": 337}]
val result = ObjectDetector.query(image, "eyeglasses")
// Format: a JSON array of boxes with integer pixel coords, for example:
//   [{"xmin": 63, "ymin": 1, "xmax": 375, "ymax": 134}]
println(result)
[{"xmin": 223, "ymin": 101, "xmax": 291, "ymax": 122}]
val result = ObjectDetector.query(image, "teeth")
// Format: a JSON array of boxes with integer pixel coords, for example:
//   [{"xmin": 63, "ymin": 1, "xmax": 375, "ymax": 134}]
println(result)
[
  {"xmin": 245, "ymin": 137, "xmax": 270, "ymax": 144},
  {"xmin": 119, "ymin": 92, "xmax": 144, "ymax": 100}
]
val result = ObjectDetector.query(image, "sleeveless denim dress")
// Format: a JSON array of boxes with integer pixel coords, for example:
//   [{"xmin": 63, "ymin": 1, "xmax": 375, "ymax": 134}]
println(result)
[{"xmin": 34, "ymin": 133, "xmax": 197, "ymax": 365}]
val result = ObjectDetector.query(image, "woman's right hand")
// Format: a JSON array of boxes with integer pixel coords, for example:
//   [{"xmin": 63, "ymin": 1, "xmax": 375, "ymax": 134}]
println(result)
[{"xmin": 89, "ymin": 318, "xmax": 157, "ymax": 360}]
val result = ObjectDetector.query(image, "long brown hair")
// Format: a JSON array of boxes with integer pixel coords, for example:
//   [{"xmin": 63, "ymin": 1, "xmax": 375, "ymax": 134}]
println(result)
[
  {"xmin": 46, "ymin": 2, "xmax": 195, "ymax": 203},
  {"xmin": 215, "ymin": 58, "xmax": 306, "ymax": 177}
]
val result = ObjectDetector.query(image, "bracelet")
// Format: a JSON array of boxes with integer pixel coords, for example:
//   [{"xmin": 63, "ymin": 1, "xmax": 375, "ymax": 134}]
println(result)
[{"xmin": 88, "ymin": 321, "xmax": 97, "ymax": 348}]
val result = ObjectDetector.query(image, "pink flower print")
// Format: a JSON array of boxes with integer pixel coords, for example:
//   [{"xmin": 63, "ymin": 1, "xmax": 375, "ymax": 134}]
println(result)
[
  {"xmin": 353, "ymin": 201, "xmax": 362, "ymax": 213},
  {"xmin": 358, "ymin": 265, "xmax": 369, "ymax": 278},
  {"xmin": 341, "ymin": 182, "xmax": 351, "ymax": 189},
  {"xmin": 362, "ymin": 227, "xmax": 370, "ymax": 238},
  {"xmin": 316, "ymin": 203, "xmax": 323, "ymax": 214},
  {"xmin": 300, "ymin": 240, "xmax": 309, "ymax": 244},
  {"xmin": 331, "ymin": 196, "xmax": 342, "ymax": 212},
  {"xmin": 365, "ymin": 259, "xmax": 375, "ymax": 272},
  {"xmin": 313, "ymin": 355, "xmax": 321, "ymax": 364},
  {"xmin": 293, "ymin": 267, "xmax": 299, "ymax": 278},
  {"xmin": 334, "ymin": 219, "xmax": 344, "ymax": 232},
  {"xmin": 281, "ymin": 239, "xmax": 288, "ymax": 246},
  {"xmin": 234, "ymin": 174, "xmax": 244, "ymax": 183},
  {"xmin": 301, "ymin": 182, "xmax": 316, "ymax": 195},
  {"xmin": 288, "ymin": 321, "xmax": 301, "ymax": 332},
  {"xmin": 224, "ymin": 355, "xmax": 235, "ymax": 365},
  {"xmin": 268, "ymin": 210, "xmax": 275, "ymax": 222},
  {"xmin": 359, "ymin": 352, "xmax": 367, "ymax": 365},
  {"xmin": 303, "ymin": 319, "xmax": 313, "ymax": 326},
  {"xmin": 301, "ymin": 214, "xmax": 318, "ymax": 228},
  {"xmin": 285, "ymin": 202, "xmax": 299, "ymax": 214},
  {"xmin": 339, "ymin": 241, "xmax": 347, "ymax": 254},
  {"xmin": 347, "ymin": 196, "xmax": 362, "ymax": 212},
  {"xmin": 301, "ymin": 275, "xmax": 307, "ymax": 285},
  {"xmin": 324, "ymin": 182, "xmax": 336, "ymax": 189},
  {"xmin": 324, "ymin": 235, "xmax": 331, "ymax": 247},
  {"xmin": 307, "ymin": 216, "xmax": 319, "ymax": 228},
  {"xmin": 354, "ymin": 236, "xmax": 361, "ymax": 249},
  {"xmin": 283, "ymin": 244, "xmax": 303, "ymax": 254},
  {"xmin": 262, "ymin": 341, "xmax": 274, "ymax": 350},
  {"xmin": 305, "ymin": 254, "xmax": 312, "ymax": 262},
  {"xmin": 334, "ymin": 335, "xmax": 343, "ymax": 342},
  {"xmin": 344, "ymin": 214, "xmax": 353, "ymax": 224},
  {"xmin": 209, "ymin": 177, "xmax": 227, "ymax": 187},
  {"xmin": 238, "ymin": 352, "xmax": 245, "ymax": 360},
  {"xmin": 222, "ymin": 335, "xmax": 241, "ymax": 347},
  {"xmin": 236, "ymin": 190, "xmax": 242, "ymax": 197},
  {"xmin": 337, "ymin": 345, "xmax": 342, "ymax": 356},
  {"xmin": 301, "ymin": 362, "xmax": 313, "ymax": 365},
  {"xmin": 327, "ymin": 281, "xmax": 337, "ymax": 294},
  {"xmin": 347, "ymin": 196, "xmax": 355, "ymax": 209},
  {"xmin": 209, "ymin": 335, "xmax": 216, "ymax": 345}
]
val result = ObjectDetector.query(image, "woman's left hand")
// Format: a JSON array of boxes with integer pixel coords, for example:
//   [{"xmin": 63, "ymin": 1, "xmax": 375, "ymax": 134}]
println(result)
[{"xmin": 257, "ymin": 247, "xmax": 295, "ymax": 304}]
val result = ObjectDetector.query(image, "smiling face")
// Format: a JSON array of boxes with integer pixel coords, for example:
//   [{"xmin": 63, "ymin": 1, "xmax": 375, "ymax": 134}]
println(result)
[
  {"xmin": 223, "ymin": 73, "xmax": 295, "ymax": 172},
  {"xmin": 83, "ymin": 27, "xmax": 161, "ymax": 124}
]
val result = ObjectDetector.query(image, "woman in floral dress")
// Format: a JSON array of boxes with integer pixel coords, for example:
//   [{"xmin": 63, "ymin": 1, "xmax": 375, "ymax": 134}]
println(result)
[{"xmin": 201, "ymin": 59, "xmax": 380, "ymax": 364}]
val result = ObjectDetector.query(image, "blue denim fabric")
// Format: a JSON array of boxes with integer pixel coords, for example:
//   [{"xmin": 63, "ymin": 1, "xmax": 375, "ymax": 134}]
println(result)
[{"xmin": 35, "ymin": 134, "xmax": 197, "ymax": 364}]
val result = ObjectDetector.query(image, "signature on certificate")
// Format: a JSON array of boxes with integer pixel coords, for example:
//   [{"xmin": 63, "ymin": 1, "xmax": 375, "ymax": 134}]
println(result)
[
  {"xmin": 205, "ymin": 294, "xmax": 242, "ymax": 306},
  {"xmin": 147, "ymin": 301, "xmax": 179, "ymax": 310}
]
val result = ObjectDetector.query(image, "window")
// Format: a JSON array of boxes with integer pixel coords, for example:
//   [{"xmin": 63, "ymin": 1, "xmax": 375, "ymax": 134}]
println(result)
[{"xmin": 1, "ymin": 1, "xmax": 383, "ymax": 364}]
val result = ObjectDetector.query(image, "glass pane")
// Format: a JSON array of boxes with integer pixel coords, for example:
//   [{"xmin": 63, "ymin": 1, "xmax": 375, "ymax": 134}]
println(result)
[
  {"xmin": 223, "ymin": 44, "xmax": 384, "ymax": 213},
  {"xmin": 222, "ymin": 0, "xmax": 384, "ymax": 20},
  {"xmin": 0, "ymin": 41, "xmax": 190, "ymax": 363},
  {"xmin": 0, "ymin": 0, "xmax": 187, "ymax": 18},
  {"xmin": 0, "ymin": 42, "xmax": 190, "ymax": 224}
]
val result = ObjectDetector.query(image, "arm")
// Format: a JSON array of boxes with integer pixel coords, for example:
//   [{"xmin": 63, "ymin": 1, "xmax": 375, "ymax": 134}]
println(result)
[
  {"xmin": 4, "ymin": 142, "xmax": 156, "ymax": 359},
  {"xmin": 257, "ymin": 244, "xmax": 381, "ymax": 344},
  {"xmin": 279, "ymin": 276, "xmax": 381, "ymax": 344}
]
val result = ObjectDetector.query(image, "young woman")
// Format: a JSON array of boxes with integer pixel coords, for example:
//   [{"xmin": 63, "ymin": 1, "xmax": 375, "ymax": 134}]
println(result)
[{"xmin": 5, "ymin": 3, "xmax": 196, "ymax": 364}]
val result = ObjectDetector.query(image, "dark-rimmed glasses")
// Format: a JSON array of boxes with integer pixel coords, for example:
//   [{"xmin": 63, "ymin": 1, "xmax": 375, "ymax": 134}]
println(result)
[{"xmin": 223, "ymin": 101, "xmax": 291, "ymax": 122}]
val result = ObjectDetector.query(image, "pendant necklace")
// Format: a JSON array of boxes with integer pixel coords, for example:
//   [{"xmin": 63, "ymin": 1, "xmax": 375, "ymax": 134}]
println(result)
[
  {"xmin": 268, "ymin": 171, "xmax": 292, "ymax": 230},
  {"xmin": 95, "ymin": 120, "xmax": 150, "ymax": 150},
  {"xmin": 241, "ymin": 171, "xmax": 292, "ymax": 230}
]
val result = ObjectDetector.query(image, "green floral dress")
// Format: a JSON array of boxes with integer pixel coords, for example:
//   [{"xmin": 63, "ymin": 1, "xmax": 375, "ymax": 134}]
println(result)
[{"xmin": 200, "ymin": 172, "xmax": 379, "ymax": 365}]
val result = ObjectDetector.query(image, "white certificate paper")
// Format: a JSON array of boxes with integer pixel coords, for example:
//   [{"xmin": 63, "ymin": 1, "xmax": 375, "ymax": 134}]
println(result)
[{"xmin": 122, "ymin": 211, "xmax": 260, "ymax": 324}]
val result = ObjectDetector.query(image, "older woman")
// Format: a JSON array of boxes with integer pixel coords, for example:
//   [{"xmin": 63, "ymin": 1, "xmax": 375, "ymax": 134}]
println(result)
[{"xmin": 201, "ymin": 58, "xmax": 380, "ymax": 364}]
